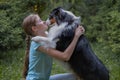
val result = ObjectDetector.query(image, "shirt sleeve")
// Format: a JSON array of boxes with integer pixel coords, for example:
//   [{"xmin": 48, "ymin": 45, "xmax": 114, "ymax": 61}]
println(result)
[{"xmin": 32, "ymin": 41, "xmax": 44, "ymax": 51}]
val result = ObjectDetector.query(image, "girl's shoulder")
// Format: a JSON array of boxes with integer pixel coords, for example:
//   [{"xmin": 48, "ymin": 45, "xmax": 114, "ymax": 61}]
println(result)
[{"xmin": 30, "ymin": 41, "xmax": 43, "ymax": 51}]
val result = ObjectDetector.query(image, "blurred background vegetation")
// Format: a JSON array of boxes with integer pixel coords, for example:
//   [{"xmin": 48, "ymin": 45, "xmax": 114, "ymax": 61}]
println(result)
[{"xmin": 0, "ymin": 0, "xmax": 120, "ymax": 80}]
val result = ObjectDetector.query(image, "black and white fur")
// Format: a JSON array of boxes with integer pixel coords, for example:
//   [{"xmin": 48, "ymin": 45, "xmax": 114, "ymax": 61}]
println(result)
[{"xmin": 32, "ymin": 7, "xmax": 109, "ymax": 80}]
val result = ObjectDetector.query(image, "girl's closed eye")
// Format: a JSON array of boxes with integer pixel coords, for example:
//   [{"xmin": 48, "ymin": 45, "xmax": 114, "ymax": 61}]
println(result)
[{"xmin": 36, "ymin": 20, "xmax": 43, "ymax": 26}]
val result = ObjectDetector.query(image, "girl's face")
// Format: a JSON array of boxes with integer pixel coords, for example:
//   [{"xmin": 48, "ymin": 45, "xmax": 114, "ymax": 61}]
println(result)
[{"xmin": 35, "ymin": 16, "xmax": 48, "ymax": 33}]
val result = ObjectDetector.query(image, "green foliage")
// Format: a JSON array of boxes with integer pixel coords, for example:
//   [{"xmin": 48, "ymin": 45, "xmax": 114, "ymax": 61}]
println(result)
[
  {"xmin": 103, "ymin": 10, "xmax": 120, "ymax": 54},
  {"xmin": 0, "ymin": 49, "xmax": 24, "ymax": 80},
  {"xmin": 0, "ymin": 0, "xmax": 39, "ymax": 50},
  {"xmin": 81, "ymin": 0, "xmax": 120, "ymax": 54},
  {"xmin": 91, "ymin": 43, "xmax": 120, "ymax": 80},
  {"xmin": 0, "ymin": 11, "xmax": 22, "ymax": 50}
]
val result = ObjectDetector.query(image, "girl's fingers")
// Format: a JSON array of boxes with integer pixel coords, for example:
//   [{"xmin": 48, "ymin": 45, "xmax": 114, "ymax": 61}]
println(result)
[{"xmin": 77, "ymin": 26, "xmax": 85, "ymax": 33}]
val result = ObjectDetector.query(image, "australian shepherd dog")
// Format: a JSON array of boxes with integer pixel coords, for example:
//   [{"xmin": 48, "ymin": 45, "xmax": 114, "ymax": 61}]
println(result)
[{"xmin": 32, "ymin": 7, "xmax": 109, "ymax": 80}]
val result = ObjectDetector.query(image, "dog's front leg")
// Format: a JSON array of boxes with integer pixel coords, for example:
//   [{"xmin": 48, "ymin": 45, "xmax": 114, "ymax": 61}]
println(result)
[
  {"xmin": 32, "ymin": 36, "xmax": 56, "ymax": 48},
  {"xmin": 31, "ymin": 36, "xmax": 50, "ymax": 43}
]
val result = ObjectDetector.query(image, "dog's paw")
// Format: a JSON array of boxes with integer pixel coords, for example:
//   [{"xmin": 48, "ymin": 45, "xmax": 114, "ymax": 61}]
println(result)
[
  {"xmin": 31, "ymin": 36, "xmax": 42, "ymax": 43},
  {"xmin": 51, "ymin": 41, "xmax": 56, "ymax": 48},
  {"xmin": 55, "ymin": 39, "xmax": 59, "ymax": 42}
]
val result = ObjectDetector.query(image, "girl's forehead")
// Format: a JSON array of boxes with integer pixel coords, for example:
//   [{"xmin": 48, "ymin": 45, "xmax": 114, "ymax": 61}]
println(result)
[
  {"xmin": 36, "ymin": 16, "xmax": 41, "ymax": 20},
  {"xmin": 36, "ymin": 15, "xmax": 39, "ymax": 19},
  {"xmin": 35, "ymin": 16, "xmax": 41, "ymax": 22}
]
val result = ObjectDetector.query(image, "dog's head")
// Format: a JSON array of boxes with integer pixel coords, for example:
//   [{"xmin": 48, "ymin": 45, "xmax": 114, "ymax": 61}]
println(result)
[{"xmin": 46, "ymin": 7, "xmax": 81, "ymax": 26}]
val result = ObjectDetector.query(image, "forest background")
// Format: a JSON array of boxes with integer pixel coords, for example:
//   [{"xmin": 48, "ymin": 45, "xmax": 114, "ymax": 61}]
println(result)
[{"xmin": 0, "ymin": 0, "xmax": 120, "ymax": 80}]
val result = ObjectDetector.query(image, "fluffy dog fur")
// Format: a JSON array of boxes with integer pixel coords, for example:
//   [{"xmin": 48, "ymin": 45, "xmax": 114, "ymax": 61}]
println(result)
[{"xmin": 32, "ymin": 7, "xmax": 109, "ymax": 80}]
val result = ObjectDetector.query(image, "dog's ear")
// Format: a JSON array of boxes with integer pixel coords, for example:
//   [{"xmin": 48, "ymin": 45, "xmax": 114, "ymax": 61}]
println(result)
[
  {"xmin": 54, "ymin": 9, "xmax": 60, "ymax": 15},
  {"xmin": 55, "ymin": 8, "xmax": 62, "ymax": 15},
  {"xmin": 56, "ymin": 8, "xmax": 65, "ymax": 20}
]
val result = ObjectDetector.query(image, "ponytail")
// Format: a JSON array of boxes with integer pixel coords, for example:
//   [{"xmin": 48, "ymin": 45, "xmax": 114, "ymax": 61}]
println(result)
[{"xmin": 22, "ymin": 35, "xmax": 31, "ymax": 78}]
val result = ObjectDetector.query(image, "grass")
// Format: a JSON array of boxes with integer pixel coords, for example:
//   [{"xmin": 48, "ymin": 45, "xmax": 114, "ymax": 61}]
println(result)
[
  {"xmin": 91, "ymin": 43, "xmax": 120, "ymax": 80},
  {"xmin": 0, "ymin": 43, "xmax": 120, "ymax": 80},
  {"xmin": 0, "ymin": 49, "xmax": 24, "ymax": 80}
]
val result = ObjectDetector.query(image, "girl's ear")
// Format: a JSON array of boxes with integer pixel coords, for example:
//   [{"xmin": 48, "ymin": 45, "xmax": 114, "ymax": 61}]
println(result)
[{"xmin": 32, "ymin": 26, "xmax": 37, "ymax": 32}]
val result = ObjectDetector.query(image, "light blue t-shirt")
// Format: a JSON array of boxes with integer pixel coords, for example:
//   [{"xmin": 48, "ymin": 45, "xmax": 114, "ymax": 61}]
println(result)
[{"xmin": 26, "ymin": 41, "xmax": 53, "ymax": 80}]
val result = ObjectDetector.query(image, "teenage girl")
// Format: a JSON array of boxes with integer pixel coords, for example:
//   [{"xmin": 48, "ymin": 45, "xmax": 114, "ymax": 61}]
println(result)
[{"xmin": 22, "ymin": 14, "xmax": 85, "ymax": 80}]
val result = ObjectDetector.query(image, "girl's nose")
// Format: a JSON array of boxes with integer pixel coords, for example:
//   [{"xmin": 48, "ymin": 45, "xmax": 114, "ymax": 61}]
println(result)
[{"xmin": 43, "ymin": 21, "xmax": 46, "ymax": 24}]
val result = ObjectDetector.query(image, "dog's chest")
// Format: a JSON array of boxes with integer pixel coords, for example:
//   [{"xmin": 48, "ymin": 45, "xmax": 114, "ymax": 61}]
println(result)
[{"xmin": 48, "ymin": 23, "xmax": 67, "ymax": 40}]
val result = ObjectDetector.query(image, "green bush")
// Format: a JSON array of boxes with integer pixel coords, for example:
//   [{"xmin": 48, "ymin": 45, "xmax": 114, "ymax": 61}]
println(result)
[
  {"xmin": 0, "ymin": 2, "xmax": 23, "ymax": 50},
  {"xmin": 85, "ymin": 10, "xmax": 120, "ymax": 54}
]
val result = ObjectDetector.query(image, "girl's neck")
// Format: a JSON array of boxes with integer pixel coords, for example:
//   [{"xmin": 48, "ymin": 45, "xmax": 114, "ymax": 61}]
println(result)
[{"xmin": 38, "ymin": 31, "xmax": 47, "ymax": 37}]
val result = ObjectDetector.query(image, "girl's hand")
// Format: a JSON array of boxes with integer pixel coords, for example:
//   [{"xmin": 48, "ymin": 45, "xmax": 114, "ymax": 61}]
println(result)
[{"xmin": 75, "ymin": 25, "xmax": 85, "ymax": 38}]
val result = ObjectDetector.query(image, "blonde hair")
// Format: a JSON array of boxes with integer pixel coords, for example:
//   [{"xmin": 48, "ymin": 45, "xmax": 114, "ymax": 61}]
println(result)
[{"xmin": 22, "ymin": 14, "xmax": 39, "ymax": 78}]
